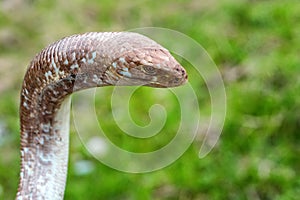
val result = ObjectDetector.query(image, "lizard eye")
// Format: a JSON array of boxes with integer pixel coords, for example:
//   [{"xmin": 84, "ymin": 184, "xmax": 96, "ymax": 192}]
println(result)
[
  {"xmin": 173, "ymin": 77, "xmax": 180, "ymax": 83},
  {"xmin": 143, "ymin": 65, "xmax": 157, "ymax": 75}
]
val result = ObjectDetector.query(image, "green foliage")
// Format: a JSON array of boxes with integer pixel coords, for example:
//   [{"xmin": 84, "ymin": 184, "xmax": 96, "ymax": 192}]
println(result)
[{"xmin": 0, "ymin": 0, "xmax": 299, "ymax": 199}]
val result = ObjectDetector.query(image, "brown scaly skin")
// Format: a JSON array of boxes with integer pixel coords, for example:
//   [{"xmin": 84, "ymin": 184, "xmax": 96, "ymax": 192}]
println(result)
[{"xmin": 17, "ymin": 32, "xmax": 187, "ymax": 200}]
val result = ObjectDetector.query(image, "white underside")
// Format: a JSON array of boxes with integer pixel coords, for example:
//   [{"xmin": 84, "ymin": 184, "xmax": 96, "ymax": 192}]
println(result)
[{"xmin": 44, "ymin": 96, "xmax": 71, "ymax": 200}]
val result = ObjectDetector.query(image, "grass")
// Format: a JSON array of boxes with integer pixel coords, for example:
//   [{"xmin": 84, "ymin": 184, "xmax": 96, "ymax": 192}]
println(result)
[{"xmin": 0, "ymin": 0, "xmax": 299, "ymax": 199}]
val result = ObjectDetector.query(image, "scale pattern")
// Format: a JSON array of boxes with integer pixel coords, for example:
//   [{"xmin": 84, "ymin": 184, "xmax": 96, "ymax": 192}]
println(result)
[{"xmin": 17, "ymin": 32, "xmax": 187, "ymax": 200}]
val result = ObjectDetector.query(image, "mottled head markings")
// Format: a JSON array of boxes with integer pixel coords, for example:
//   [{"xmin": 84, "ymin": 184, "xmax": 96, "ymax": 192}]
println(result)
[{"xmin": 107, "ymin": 48, "xmax": 187, "ymax": 87}]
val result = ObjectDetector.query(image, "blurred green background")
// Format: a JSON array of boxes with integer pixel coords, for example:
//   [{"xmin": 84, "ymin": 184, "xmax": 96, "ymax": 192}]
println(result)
[{"xmin": 0, "ymin": 0, "xmax": 299, "ymax": 199}]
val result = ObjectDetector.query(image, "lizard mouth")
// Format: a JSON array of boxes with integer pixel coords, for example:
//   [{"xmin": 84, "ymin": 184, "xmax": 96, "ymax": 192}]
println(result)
[{"xmin": 146, "ymin": 83, "xmax": 168, "ymax": 88}]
